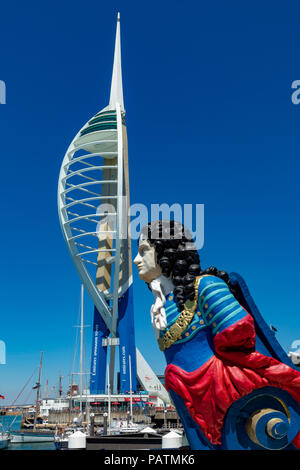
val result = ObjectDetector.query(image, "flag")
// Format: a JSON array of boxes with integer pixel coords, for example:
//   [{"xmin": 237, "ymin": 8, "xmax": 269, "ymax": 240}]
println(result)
[{"xmin": 0, "ymin": 395, "xmax": 4, "ymax": 399}]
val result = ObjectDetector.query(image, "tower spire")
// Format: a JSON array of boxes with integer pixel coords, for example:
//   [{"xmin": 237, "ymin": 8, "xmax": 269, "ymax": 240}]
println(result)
[{"xmin": 109, "ymin": 12, "xmax": 124, "ymax": 111}]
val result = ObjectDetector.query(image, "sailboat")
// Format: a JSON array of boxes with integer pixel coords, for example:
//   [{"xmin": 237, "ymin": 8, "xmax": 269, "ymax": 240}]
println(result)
[
  {"xmin": 9, "ymin": 352, "xmax": 55, "ymax": 443},
  {"xmin": 54, "ymin": 284, "xmax": 90, "ymax": 450},
  {"xmin": 108, "ymin": 355, "xmax": 147, "ymax": 435}
]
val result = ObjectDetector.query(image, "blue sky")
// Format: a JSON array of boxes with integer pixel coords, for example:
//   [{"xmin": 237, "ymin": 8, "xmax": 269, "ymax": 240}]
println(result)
[{"xmin": 1, "ymin": 0, "xmax": 300, "ymax": 403}]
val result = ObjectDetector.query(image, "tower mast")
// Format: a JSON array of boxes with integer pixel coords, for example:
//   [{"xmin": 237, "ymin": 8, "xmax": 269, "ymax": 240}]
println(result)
[{"xmin": 109, "ymin": 12, "xmax": 124, "ymax": 111}]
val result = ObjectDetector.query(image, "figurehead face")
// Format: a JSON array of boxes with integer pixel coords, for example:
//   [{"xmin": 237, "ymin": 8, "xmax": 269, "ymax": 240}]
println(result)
[
  {"xmin": 134, "ymin": 221, "xmax": 201, "ymax": 310},
  {"xmin": 134, "ymin": 220, "xmax": 232, "ymax": 312},
  {"xmin": 134, "ymin": 232, "xmax": 162, "ymax": 283}
]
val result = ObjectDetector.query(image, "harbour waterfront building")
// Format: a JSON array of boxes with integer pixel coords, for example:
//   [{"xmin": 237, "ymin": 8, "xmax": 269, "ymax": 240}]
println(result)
[{"xmin": 40, "ymin": 399, "xmax": 70, "ymax": 417}]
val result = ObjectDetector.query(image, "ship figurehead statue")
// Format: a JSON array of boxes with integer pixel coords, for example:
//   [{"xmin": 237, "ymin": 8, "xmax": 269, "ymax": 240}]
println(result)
[{"xmin": 134, "ymin": 220, "xmax": 300, "ymax": 450}]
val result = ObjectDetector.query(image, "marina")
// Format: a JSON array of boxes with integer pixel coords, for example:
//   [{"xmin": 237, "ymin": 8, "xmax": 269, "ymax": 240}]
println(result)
[{"xmin": 0, "ymin": 412, "xmax": 184, "ymax": 451}]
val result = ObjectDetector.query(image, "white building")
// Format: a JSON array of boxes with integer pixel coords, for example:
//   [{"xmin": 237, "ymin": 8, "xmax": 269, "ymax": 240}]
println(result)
[{"xmin": 40, "ymin": 398, "xmax": 70, "ymax": 417}]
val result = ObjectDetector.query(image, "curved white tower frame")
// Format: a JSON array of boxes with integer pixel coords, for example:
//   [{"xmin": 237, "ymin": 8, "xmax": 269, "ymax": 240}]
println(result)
[{"xmin": 57, "ymin": 14, "xmax": 170, "ymax": 403}]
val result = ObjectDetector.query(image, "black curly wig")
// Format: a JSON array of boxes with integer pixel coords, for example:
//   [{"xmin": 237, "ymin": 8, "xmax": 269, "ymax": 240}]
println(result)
[{"xmin": 139, "ymin": 220, "xmax": 237, "ymax": 312}]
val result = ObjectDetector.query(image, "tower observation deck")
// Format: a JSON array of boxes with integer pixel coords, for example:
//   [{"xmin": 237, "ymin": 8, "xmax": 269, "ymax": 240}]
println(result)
[{"xmin": 57, "ymin": 14, "xmax": 170, "ymax": 403}]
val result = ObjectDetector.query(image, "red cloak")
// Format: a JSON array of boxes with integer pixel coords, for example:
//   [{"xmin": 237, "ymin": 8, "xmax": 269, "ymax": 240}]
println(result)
[{"xmin": 164, "ymin": 312, "xmax": 300, "ymax": 446}]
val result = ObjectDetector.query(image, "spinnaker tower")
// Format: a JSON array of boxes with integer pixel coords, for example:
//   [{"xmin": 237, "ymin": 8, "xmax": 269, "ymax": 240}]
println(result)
[{"xmin": 57, "ymin": 14, "xmax": 170, "ymax": 403}]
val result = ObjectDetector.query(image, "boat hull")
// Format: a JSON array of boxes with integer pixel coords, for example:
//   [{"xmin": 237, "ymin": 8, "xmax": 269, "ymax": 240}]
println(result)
[
  {"xmin": 0, "ymin": 437, "xmax": 8, "ymax": 449},
  {"xmin": 54, "ymin": 438, "xmax": 68, "ymax": 450},
  {"xmin": 10, "ymin": 430, "xmax": 54, "ymax": 443}
]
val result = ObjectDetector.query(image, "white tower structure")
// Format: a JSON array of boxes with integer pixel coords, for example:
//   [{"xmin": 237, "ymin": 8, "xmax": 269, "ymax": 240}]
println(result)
[{"xmin": 57, "ymin": 14, "xmax": 170, "ymax": 403}]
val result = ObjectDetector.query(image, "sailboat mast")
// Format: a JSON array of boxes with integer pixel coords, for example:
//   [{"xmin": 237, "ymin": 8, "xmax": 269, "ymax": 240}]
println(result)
[
  {"xmin": 34, "ymin": 351, "xmax": 43, "ymax": 430},
  {"xmin": 59, "ymin": 371, "xmax": 62, "ymax": 397},
  {"xmin": 68, "ymin": 373, "xmax": 74, "ymax": 425},
  {"xmin": 43, "ymin": 380, "xmax": 48, "ymax": 400},
  {"xmin": 129, "ymin": 354, "xmax": 133, "ymax": 423},
  {"xmin": 79, "ymin": 284, "xmax": 84, "ymax": 412},
  {"xmin": 107, "ymin": 363, "xmax": 111, "ymax": 435}
]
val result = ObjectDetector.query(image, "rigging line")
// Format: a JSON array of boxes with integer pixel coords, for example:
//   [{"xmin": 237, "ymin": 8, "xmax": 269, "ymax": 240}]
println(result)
[
  {"xmin": 7, "ymin": 413, "xmax": 18, "ymax": 431},
  {"xmin": 9, "ymin": 367, "xmax": 38, "ymax": 408},
  {"xmin": 23, "ymin": 387, "xmax": 34, "ymax": 406},
  {"xmin": 8, "ymin": 388, "xmax": 33, "ymax": 431},
  {"xmin": 7, "ymin": 367, "xmax": 38, "ymax": 430}
]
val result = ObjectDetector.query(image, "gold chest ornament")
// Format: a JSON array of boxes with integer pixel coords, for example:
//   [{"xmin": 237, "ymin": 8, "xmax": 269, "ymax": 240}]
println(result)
[{"xmin": 158, "ymin": 276, "xmax": 202, "ymax": 351}]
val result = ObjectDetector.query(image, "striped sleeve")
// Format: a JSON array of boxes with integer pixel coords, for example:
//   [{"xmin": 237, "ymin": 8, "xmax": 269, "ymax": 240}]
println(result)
[{"xmin": 198, "ymin": 275, "xmax": 247, "ymax": 335}]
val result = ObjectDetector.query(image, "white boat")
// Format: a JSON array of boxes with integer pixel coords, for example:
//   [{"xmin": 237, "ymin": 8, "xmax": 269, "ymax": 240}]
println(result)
[
  {"xmin": 54, "ymin": 426, "xmax": 89, "ymax": 450},
  {"xmin": 54, "ymin": 435, "xmax": 68, "ymax": 450},
  {"xmin": 9, "ymin": 429, "xmax": 55, "ymax": 443},
  {"xmin": 139, "ymin": 426, "xmax": 158, "ymax": 434},
  {"xmin": 0, "ymin": 425, "xmax": 9, "ymax": 449},
  {"xmin": 110, "ymin": 419, "xmax": 145, "ymax": 434},
  {"xmin": 9, "ymin": 352, "xmax": 56, "ymax": 444}
]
